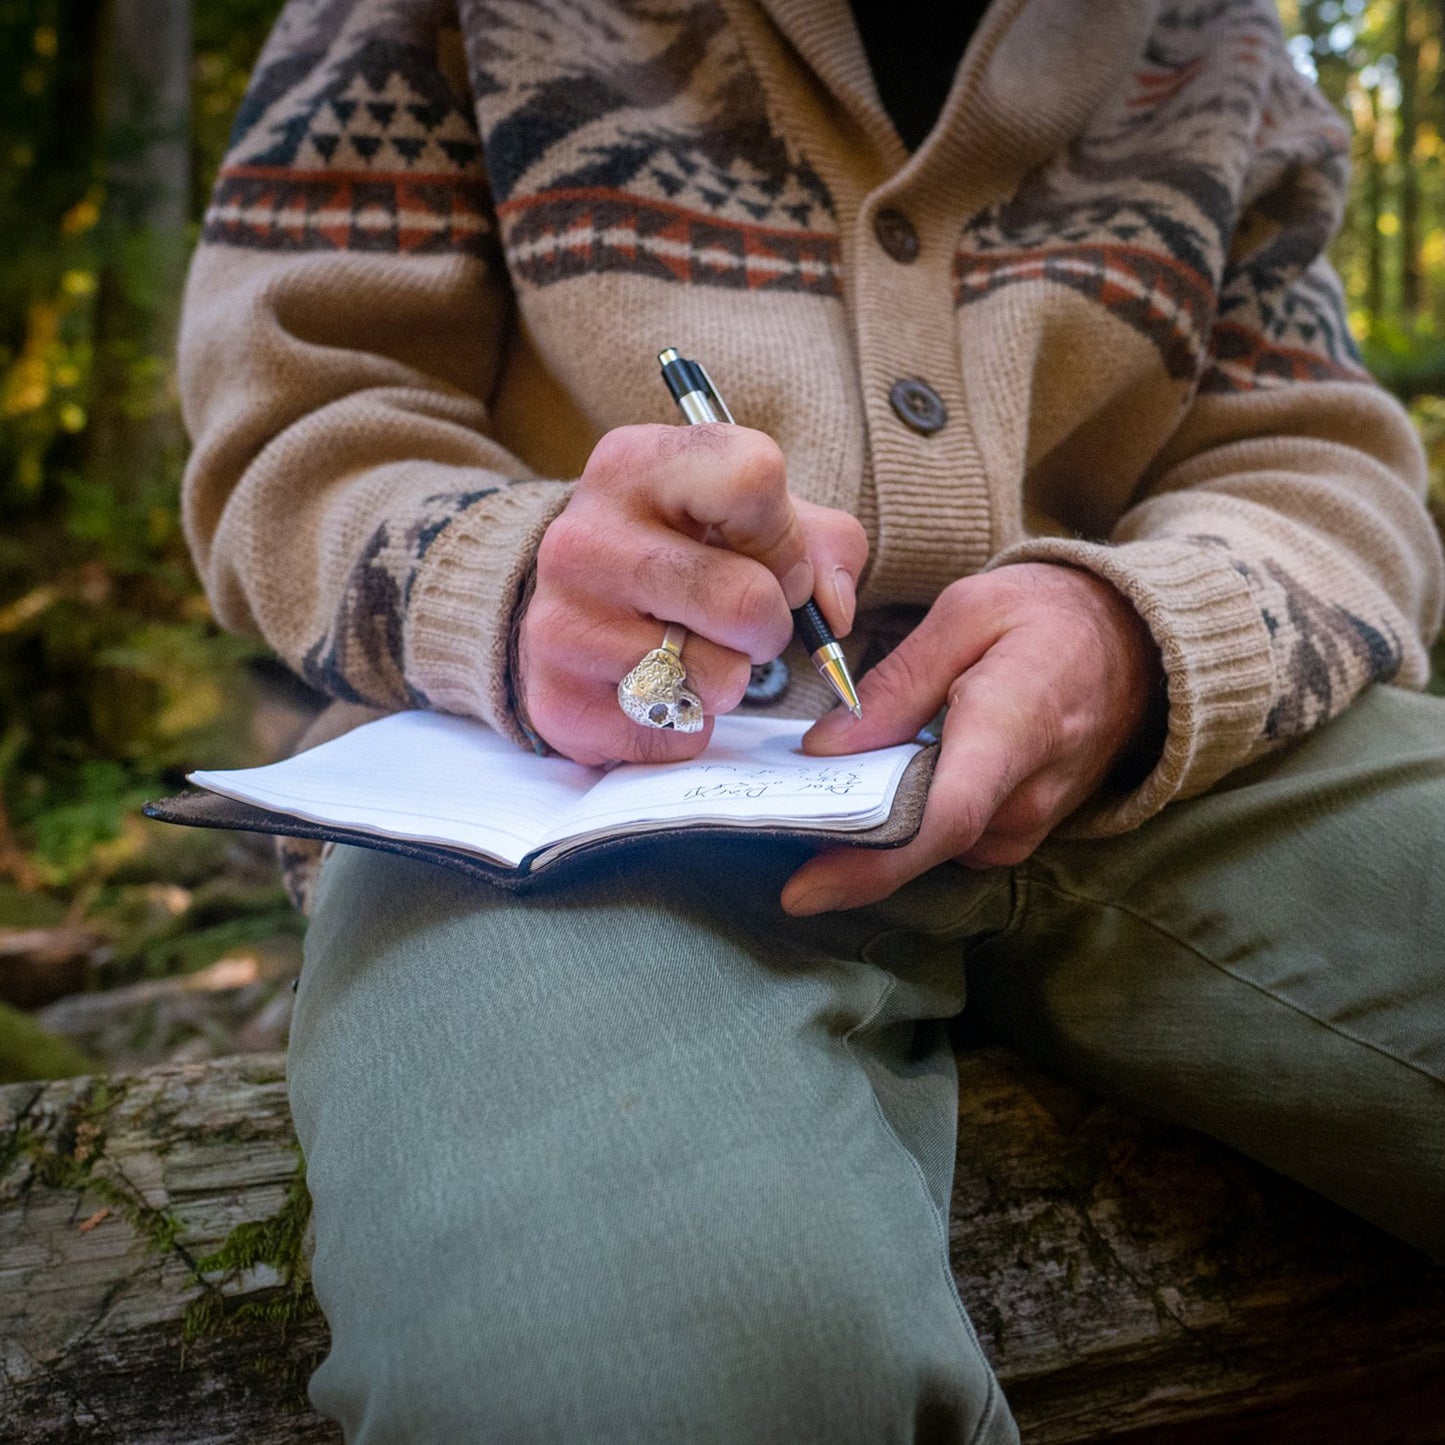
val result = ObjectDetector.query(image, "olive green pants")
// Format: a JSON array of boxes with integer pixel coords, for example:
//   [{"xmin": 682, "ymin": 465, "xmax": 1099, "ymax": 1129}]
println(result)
[{"xmin": 289, "ymin": 687, "xmax": 1445, "ymax": 1443}]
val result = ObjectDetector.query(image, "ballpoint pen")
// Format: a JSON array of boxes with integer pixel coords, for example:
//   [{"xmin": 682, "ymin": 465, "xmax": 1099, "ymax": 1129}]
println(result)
[{"xmin": 658, "ymin": 348, "xmax": 862, "ymax": 719}]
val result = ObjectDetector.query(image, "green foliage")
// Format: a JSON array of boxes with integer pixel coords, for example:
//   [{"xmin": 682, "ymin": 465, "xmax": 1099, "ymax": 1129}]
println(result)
[
  {"xmin": 0, "ymin": 0, "xmax": 284, "ymax": 897},
  {"xmin": 0, "ymin": 878, "xmax": 65, "ymax": 928},
  {"xmin": 183, "ymin": 1147, "xmax": 323, "ymax": 1402},
  {"xmin": 120, "ymin": 900, "xmax": 305, "ymax": 980},
  {"xmin": 189, "ymin": 1153, "xmax": 315, "ymax": 1315},
  {"xmin": 0, "ymin": 999, "xmax": 96, "ymax": 1082},
  {"xmin": 23, "ymin": 760, "xmax": 151, "ymax": 876}
]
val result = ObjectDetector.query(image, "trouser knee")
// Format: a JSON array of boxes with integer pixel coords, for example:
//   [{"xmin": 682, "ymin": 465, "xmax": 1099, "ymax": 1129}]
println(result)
[{"xmin": 308, "ymin": 1177, "xmax": 1011, "ymax": 1444}]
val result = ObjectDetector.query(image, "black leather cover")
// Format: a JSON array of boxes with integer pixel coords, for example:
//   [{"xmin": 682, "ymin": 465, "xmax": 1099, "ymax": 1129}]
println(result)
[{"xmin": 142, "ymin": 746, "xmax": 938, "ymax": 893}]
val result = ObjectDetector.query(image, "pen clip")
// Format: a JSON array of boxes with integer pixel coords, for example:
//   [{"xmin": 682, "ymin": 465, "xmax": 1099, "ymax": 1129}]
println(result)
[{"xmin": 693, "ymin": 362, "xmax": 735, "ymax": 425}]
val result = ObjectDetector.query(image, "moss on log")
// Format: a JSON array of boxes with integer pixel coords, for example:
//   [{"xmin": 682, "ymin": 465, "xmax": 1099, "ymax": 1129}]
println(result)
[
  {"xmin": 2, "ymin": 1049, "xmax": 1442, "ymax": 1443},
  {"xmin": 1, "ymin": 1055, "xmax": 332, "ymax": 1443}
]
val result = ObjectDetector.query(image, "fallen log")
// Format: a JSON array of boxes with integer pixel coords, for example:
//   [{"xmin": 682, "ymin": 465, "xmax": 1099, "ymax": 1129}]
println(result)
[
  {"xmin": 1, "ymin": 1055, "xmax": 330, "ymax": 1444},
  {"xmin": 1, "ymin": 1049, "xmax": 1442, "ymax": 1443}
]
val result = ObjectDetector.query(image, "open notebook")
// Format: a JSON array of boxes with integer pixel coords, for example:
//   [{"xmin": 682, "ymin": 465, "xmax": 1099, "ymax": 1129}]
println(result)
[{"xmin": 144, "ymin": 712, "xmax": 936, "ymax": 889}]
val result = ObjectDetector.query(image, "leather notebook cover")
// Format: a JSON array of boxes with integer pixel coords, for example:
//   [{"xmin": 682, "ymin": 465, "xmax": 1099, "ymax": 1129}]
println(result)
[{"xmin": 142, "ymin": 745, "xmax": 937, "ymax": 894}]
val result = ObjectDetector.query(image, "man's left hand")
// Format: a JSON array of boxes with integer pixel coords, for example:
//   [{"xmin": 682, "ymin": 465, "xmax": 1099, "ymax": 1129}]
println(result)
[{"xmin": 780, "ymin": 563, "xmax": 1166, "ymax": 915}]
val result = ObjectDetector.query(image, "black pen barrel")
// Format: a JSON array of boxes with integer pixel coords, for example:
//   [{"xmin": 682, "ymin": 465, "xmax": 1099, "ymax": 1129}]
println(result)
[
  {"xmin": 659, "ymin": 353, "xmax": 711, "ymax": 406},
  {"xmin": 791, "ymin": 598, "xmax": 833, "ymax": 655}
]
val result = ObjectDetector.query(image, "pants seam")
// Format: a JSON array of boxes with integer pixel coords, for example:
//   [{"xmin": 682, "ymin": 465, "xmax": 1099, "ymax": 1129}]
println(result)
[
  {"xmin": 1017, "ymin": 871, "xmax": 1445, "ymax": 1090},
  {"xmin": 842, "ymin": 977, "xmax": 1004, "ymax": 1442}
]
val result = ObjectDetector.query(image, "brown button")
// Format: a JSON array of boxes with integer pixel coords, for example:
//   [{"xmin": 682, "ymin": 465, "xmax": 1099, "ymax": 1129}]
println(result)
[
  {"xmin": 889, "ymin": 378, "xmax": 947, "ymax": 434},
  {"xmin": 873, "ymin": 208, "xmax": 920, "ymax": 263}
]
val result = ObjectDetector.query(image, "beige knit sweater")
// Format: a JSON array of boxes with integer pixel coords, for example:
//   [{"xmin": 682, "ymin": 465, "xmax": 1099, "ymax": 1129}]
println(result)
[{"xmin": 179, "ymin": 0, "xmax": 1444, "ymax": 844}]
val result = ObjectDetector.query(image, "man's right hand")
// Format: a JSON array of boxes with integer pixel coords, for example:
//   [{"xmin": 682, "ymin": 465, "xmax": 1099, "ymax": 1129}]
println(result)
[{"xmin": 519, "ymin": 423, "xmax": 868, "ymax": 766}]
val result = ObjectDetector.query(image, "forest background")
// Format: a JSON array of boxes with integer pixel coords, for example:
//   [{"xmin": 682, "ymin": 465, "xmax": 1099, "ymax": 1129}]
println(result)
[{"xmin": 0, "ymin": 0, "xmax": 1442, "ymax": 1078}]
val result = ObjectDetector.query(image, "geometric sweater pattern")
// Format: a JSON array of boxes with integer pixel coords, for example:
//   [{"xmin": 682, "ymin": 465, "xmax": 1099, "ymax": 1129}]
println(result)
[
  {"xmin": 211, "ymin": 0, "xmax": 1364, "ymax": 397},
  {"xmin": 182, "ymin": 0, "xmax": 1443, "ymax": 847}
]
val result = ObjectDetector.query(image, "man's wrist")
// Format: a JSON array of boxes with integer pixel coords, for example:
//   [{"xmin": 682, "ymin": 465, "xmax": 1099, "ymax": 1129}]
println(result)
[
  {"xmin": 1089, "ymin": 574, "xmax": 1169, "ymax": 789},
  {"xmin": 506, "ymin": 559, "xmax": 552, "ymax": 757}
]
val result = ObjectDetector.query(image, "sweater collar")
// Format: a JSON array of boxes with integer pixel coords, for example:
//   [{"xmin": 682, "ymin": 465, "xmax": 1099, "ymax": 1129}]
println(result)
[{"xmin": 753, "ymin": 0, "xmax": 1160, "ymax": 208}]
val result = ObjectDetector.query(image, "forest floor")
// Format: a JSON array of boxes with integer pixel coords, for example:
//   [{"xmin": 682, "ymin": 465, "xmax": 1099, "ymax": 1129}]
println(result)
[{"xmin": 0, "ymin": 670, "xmax": 321, "ymax": 1082}]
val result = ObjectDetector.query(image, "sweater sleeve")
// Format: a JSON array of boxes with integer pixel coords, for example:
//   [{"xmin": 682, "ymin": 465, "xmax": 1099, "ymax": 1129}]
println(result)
[
  {"xmin": 178, "ymin": 0, "xmax": 572, "ymax": 745},
  {"xmin": 989, "ymin": 52, "xmax": 1444, "ymax": 837}
]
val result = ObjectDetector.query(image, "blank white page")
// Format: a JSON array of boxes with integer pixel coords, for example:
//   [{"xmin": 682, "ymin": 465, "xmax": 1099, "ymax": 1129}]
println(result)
[{"xmin": 189, "ymin": 711, "xmax": 599, "ymax": 868}]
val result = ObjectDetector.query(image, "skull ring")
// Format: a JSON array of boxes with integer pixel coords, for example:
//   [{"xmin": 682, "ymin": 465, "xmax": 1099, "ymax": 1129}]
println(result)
[{"xmin": 618, "ymin": 623, "xmax": 704, "ymax": 732}]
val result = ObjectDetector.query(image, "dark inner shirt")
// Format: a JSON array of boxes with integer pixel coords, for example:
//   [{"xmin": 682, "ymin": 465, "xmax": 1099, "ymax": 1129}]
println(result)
[{"xmin": 847, "ymin": 0, "xmax": 993, "ymax": 151}]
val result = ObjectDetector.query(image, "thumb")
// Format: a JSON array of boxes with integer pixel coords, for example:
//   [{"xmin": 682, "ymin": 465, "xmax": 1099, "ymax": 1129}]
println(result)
[{"xmin": 802, "ymin": 596, "xmax": 995, "ymax": 755}]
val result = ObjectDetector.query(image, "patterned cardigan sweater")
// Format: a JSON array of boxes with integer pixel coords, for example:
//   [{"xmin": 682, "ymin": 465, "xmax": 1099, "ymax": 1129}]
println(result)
[{"xmin": 179, "ymin": 0, "xmax": 1444, "ymax": 862}]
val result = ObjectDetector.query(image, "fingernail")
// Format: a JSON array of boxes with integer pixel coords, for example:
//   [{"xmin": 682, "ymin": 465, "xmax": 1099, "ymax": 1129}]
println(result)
[
  {"xmin": 831, "ymin": 566, "xmax": 856, "ymax": 633},
  {"xmin": 782, "ymin": 559, "xmax": 814, "ymax": 608}
]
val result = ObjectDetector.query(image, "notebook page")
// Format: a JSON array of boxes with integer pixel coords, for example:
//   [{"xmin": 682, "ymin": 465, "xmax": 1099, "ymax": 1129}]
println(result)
[
  {"xmin": 533, "ymin": 716, "xmax": 920, "ymax": 859},
  {"xmin": 189, "ymin": 712, "xmax": 599, "ymax": 868}
]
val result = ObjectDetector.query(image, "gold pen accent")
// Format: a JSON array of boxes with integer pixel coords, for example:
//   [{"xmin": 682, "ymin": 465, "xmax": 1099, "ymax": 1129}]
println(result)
[{"xmin": 812, "ymin": 642, "xmax": 862, "ymax": 719}]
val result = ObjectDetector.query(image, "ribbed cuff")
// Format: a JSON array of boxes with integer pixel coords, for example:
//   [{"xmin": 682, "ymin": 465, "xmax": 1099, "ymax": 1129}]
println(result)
[
  {"xmin": 404, "ymin": 480, "xmax": 575, "ymax": 746},
  {"xmin": 987, "ymin": 535, "xmax": 1276, "ymax": 835}
]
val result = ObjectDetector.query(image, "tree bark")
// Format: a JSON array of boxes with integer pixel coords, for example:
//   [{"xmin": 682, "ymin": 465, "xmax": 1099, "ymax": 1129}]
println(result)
[
  {"xmin": 1397, "ymin": 0, "xmax": 1423, "ymax": 321},
  {"xmin": 84, "ymin": 0, "xmax": 192, "ymax": 508},
  {"xmin": 3, "ymin": 1050, "xmax": 1444, "ymax": 1444},
  {"xmin": 1366, "ymin": 85, "xmax": 1385, "ymax": 332}
]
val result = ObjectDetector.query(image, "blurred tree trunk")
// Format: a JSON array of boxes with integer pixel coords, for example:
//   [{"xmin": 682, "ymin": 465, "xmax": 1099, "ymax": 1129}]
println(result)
[
  {"xmin": 1397, "ymin": 0, "xmax": 1422, "ymax": 321},
  {"xmin": 85, "ymin": 0, "xmax": 192, "ymax": 511},
  {"xmin": 1366, "ymin": 84, "xmax": 1385, "ymax": 335}
]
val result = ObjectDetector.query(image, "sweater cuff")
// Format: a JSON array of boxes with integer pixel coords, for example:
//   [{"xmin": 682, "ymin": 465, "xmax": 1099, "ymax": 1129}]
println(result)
[
  {"xmin": 987, "ymin": 535, "xmax": 1276, "ymax": 836},
  {"xmin": 404, "ymin": 480, "xmax": 575, "ymax": 746}
]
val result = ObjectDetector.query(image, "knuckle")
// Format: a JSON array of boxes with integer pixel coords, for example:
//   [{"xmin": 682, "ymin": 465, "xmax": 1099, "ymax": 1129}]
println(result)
[
  {"xmin": 660, "ymin": 421, "xmax": 729, "ymax": 459},
  {"xmin": 583, "ymin": 425, "xmax": 650, "ymax": 489},
  {"xmin": 1051, "ymin": 703, "xmax": 1088, "ymax": 756},
  {"xmin": 954, "ymin": 799, "xmax": 993, "ymax": 849},
  {"xmin": 729, "ymin": 430, "xmax": 788, "ymax": 501},
  {"xmin": 819, "ymin": 506, "xmax": 867, "ymax": 549},
  {"xmin": 696, "ymin": 566, "xmax": 780, "ymax": 653},
  {"xmin": 937, "ymin": 577, "xmax": 972, "ymax": 622},
  {"xmin": 876, "ymin": 642, "xmax": 932, "ymax": 706},
  {"xmin": 719, "ymin": 567, "xmax": 785, "ymax": 642},
  {"xmin": 519, "ymin": 593, "xmax": 571, "ymax": 652},
  {"xmin": 536, "ymin": 512, "xmax": 594, "ymax": 580},
  {"xmin": 634, "ymin": 544, "xmax": 704, "ymax": 601},
  {"xmin": 1026, "ymin": 700, "xmax": 1063, "ymax": 761},
  {"xmin": 989, "ymin": 789, "xmax": 1047, "ymax": 838}
]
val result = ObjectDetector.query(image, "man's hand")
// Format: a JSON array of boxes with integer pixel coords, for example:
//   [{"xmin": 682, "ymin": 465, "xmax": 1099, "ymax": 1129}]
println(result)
[
  {"xmin": 780, "ymin": 564, "xmax": 1166, "ymax": 915},
  {"xmin": 521, "ymin": 423, "xmax": 867, "ymax": 766}
]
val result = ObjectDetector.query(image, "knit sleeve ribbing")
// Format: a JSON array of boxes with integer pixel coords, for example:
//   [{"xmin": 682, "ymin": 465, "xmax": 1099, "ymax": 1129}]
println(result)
[
  {"xmin": 178, "ymin": 0, "xmax": 572, "ymax": 747},
  {"xmin": 990, "ymin": 54, "xmax": 1444, "ymax": 837}
]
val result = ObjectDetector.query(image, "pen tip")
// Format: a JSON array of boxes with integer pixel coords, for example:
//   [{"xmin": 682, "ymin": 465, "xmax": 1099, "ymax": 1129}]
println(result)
[{"xmin": 850, "ymin": 703, "xmax": 863, "ymax": 720}]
